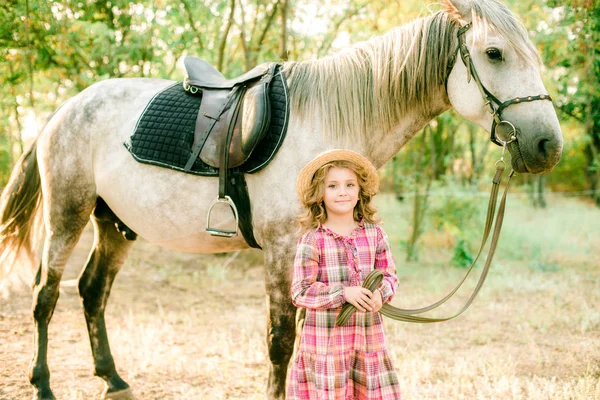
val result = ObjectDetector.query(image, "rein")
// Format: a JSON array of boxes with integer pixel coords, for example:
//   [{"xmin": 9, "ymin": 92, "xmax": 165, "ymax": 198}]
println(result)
[
  {"xmin": 336, "ymin": 158, "xmax": 513, "ymax": 325},
  {"xmin": 336, "ymin": 22, "xmax": 553, "ymax": 325}
]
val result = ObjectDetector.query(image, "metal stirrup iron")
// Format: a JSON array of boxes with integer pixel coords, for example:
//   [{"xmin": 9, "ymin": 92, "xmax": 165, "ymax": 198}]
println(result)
[{"xmin": 206, "ymin": 195, "xmax": 239, "ymax": 237}]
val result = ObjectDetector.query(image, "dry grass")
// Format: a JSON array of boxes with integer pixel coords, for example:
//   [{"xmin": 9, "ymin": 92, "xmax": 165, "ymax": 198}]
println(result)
[{"xmin": 1, "ymin": 192, "xmax": 599, "ymax": 399}]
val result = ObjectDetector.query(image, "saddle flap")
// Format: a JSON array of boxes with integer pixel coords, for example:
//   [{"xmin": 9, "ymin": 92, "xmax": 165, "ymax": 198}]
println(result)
[
  {"xmin": 198, "ymin": 81, "xmax": 271, "ymax": 168},
  {"xmin": 240, "ymin": 84, "xmax": 272, "ymax": 157}
]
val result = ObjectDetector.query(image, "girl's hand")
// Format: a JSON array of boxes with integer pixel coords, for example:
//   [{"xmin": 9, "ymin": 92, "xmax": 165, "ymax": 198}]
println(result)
[
  {"xmin": 372, "ymin": 289, "xmax": 383, "ymax": 312},
  {"xmin": 344, "ymin": 286, "xmax": 375, "ymax": 312}
]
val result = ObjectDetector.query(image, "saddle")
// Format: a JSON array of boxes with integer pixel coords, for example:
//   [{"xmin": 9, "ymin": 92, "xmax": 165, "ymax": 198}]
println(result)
[{"xmin": 182, "ymin": 57, "xmax": 279, "ymax": 238}]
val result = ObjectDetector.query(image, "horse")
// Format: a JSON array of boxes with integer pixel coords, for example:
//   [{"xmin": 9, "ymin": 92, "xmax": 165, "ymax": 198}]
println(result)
[{"xmin": 0, "ymin": 0, "xmax": 562, "ymax": 399}]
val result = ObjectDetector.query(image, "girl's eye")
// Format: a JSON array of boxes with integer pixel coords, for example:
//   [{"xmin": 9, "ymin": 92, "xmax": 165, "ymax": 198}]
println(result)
[
  {"xmin": 347, "ymin": 183, "xmax": 355, "ymax": 187},
  {"xmin": 328, "ymin": 184, "xmax": 337, "ymax": 189}
]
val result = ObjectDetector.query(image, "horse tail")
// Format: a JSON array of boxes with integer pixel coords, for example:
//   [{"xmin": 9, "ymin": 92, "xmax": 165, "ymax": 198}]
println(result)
[{"xmin": 0, "ymin": 139, "xmax": 43, "ymax": 280}]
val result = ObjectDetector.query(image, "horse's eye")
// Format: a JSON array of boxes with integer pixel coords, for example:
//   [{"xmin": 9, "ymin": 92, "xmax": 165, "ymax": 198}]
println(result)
[{"xmin": 486, "ymin": 48, "xmax": 503, "ymax": 61}]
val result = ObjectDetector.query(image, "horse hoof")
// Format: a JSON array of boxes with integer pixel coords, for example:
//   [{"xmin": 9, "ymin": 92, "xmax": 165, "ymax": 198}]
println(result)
[
  {"xmin": 102, "ymin": 387, "xmax": 136, "ymax": 400},
  {"xmin": 32, "ymin": 389, "xmax": 56, "ymax": 400}
]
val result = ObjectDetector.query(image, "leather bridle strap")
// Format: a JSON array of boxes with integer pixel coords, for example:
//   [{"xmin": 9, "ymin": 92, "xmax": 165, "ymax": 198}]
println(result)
[
  {"xmin": 452, "ymin": 23, "xmax": 553, "ymax": 147},
  {"xmin": 336, "ymin": 165, "xmax": 516, "ymax": 325}
]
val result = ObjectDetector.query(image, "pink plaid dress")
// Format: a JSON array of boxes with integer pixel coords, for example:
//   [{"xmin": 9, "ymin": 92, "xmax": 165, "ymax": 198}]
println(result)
[{"xmin": 287, "ymin": 221, "xmax": 401, "ymax": 400}]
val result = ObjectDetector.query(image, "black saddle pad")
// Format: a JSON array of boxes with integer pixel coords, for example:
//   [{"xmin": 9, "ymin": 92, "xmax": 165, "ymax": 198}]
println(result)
[{"xmin": 125, "ymin": 65, "xmax": 289, "ymax": 176}]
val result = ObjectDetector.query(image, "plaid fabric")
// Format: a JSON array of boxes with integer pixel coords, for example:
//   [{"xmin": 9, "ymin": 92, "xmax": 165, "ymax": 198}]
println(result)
[{"xmin": 288, "ymin": 221, "xmax": 401, "ymax": 400}]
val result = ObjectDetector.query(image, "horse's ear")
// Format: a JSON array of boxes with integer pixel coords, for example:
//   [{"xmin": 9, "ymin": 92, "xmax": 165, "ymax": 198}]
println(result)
[{"xmin": 442, "ymin": 0, "xmax": 473, "ymax": 24}]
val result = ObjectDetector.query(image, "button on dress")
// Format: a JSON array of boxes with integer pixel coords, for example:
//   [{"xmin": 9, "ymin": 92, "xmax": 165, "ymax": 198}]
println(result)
[{"xmin": 287, "ymin": 221, "xmax": 401, "ymax": 400}]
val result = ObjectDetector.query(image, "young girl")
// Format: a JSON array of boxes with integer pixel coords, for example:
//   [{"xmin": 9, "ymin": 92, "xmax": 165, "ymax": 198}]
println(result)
[{"xmin": 288, "ymin": 149, "xmax": 401, "ymax": 400}]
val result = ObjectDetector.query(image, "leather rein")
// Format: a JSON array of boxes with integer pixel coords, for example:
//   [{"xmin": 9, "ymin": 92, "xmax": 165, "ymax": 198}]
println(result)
[{"xmin": 336, "ymin": 23, "xmax": 553, "ymax": 325}]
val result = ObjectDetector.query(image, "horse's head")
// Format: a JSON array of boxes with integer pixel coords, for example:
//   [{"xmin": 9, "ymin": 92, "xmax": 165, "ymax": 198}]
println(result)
[{"xmin": 444, "ymin": 0, "xmax": 563, "ymax": 174}]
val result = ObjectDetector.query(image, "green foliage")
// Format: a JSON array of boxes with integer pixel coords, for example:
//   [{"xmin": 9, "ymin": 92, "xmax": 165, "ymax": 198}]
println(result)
[
  {"xmin": 427, "ymin": 185, "xmax": 483, "ymax": 268},
  {"xmin": 0, "ymin": 0, "xmax": 597, "ymax": 201},
  {"xmin": 0, "ymin": 136, "xmax": 12, "ymax": 188},
  {"xmin": 546, "ymin": 124, "xmax": 590, "ymax": 191},
  {"xmin": 535, "ymin": 1, "xmax": 600, "ymax": 202},
  {"xmin": 429, "ymin": 193, "xmax": 481, "ymax": 234},
  {"xmin": 451, "ymin": 238, "xmax": 474, "ymax": 269}
]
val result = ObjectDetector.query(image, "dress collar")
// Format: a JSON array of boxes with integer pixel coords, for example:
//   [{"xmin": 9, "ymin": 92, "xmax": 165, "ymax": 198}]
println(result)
[{"xmin": 318, "ymin": 218, "xmax": 365, "ymax": 239}]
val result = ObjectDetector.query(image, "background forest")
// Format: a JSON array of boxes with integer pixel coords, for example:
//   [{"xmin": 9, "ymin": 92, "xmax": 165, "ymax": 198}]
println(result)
[
  {"xmin": 1, "ymin": 0, "xmax": 598, "ymax": 261},
  {"xmin": 0, "ymin": 0, "xmax": 598, "ymax": 201},
  {"xmin": 1, "ymin": 1, "xmax": 599, "ymax": 399}
]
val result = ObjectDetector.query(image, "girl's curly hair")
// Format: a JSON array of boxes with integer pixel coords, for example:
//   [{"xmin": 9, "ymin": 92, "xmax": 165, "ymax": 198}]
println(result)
[{"xmin": 297, "ymin": 160, "xmax": 380, "ymax": 232}]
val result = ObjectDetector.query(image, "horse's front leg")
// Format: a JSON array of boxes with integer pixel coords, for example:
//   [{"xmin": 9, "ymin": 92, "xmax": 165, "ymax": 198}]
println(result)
[{"xmin": 263, "ymin": 237, "xmax": 297, "ymax": 399}]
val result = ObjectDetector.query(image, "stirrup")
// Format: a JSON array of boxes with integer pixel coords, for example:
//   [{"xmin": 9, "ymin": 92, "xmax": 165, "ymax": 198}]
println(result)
[{"xmin": 206, "ymin": 195, "xmax": 239, "ymax": 237}]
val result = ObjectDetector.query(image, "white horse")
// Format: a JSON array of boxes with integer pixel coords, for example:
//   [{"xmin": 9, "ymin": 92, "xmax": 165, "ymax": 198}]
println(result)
[{"xmin": 0, "ymin": 0, "xmax": 562, "ymax": 399}]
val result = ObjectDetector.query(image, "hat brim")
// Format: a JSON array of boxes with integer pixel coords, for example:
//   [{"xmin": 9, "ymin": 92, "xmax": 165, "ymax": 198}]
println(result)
[{"xmin": 296, "ymin": 149, "xmax": 379, "ymax": 200}]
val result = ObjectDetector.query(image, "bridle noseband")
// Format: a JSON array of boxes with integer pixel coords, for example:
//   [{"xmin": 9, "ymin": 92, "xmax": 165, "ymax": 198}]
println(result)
[{"xmin": 448, "ymin": 23, "xmax": 553, "ymax": 147}]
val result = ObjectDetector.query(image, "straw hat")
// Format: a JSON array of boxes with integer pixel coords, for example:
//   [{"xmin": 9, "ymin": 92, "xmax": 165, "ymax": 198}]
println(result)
[{"xmin": 296, "ymin": 149, "xmax": 379, "ymax": 199}]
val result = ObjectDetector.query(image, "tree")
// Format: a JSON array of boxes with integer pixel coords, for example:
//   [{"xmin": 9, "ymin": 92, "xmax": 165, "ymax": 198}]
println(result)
[{"xmin": 539, "ymin": 1, "xmax": 600, "ymax": 205}]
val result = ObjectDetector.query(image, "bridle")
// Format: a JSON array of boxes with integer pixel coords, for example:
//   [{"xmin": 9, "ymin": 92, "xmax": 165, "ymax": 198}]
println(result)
[
  {"xmin": 334, "ymin": 22, "xmax": 557, "ymax": 325},
  {"xmin": 448, "ymin": 23, "xmax": 553, "ymax": 147}
]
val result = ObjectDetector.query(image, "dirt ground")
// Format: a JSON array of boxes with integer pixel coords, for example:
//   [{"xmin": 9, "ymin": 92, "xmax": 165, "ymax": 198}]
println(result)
[{"xmin": 1, "ymin": 213, "xmax": 599, "ymax": 399}]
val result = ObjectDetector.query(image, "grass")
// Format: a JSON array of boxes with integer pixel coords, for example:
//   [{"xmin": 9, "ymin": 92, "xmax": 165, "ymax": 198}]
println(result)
[
  {"xmin": 1, "ymin": 187, "xmax": 599, "ymax": 399},
  {"xmin": 373, "ymin": 189, "xmax": 600, "ymax": 399}
]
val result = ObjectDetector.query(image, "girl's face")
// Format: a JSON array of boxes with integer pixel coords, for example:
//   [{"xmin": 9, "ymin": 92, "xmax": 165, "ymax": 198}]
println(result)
[{"xmin": 322, "ymin": 167, "xmax": 360, "ymax": 218}]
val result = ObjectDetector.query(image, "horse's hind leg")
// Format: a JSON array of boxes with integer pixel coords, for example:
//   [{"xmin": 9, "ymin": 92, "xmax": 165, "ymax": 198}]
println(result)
[
  {"xmin": 30, "ymin": 184, "xmax": 96, "ymax": 399},
  {"xmin": 77, "ymin": 198, "xmax": 136, "ymax": 400}
]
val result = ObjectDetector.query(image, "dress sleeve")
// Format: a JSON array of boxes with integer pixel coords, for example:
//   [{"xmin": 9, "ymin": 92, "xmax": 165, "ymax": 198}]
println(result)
[
  {"xmin": 375, "ymin": 226, "xmax": 398, "ymax": 304},
  {"xmin": 291, "ymin": 232, "xmax": 345, "ymax": 309}
]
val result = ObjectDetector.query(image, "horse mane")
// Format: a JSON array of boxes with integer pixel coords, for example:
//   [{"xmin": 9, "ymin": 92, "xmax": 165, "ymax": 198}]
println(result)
[
  {"xmin": 467, "ymin": 0, "xmax": 540, "ymax": 67},
  {"xmin": 283, "ymin": 0, "xmax": 539, "ymax": 144}
]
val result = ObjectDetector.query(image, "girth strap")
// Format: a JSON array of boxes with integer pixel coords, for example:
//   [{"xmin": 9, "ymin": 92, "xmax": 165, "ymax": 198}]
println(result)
[{"xmin": 336, "ymin": 165, "xmax": 515, "ymax": 325}]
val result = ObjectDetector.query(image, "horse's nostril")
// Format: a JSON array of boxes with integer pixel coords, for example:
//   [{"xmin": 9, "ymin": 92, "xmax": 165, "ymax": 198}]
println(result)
[{"xmin": 536, "ymin": 137, "xmax": 550, "ymax": 158}]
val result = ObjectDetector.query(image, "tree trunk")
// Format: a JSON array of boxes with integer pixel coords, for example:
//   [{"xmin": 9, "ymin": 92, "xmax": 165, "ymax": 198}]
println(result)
[
  {"xmin": 527, "ymin": 174, "xmax": 535, "ymax": 205},
  {"xmin": 530, "ymin": 175, "xmax": 546, "ymax": 208},
  {"xmin": 583, "ymin": 98, "xmax": 600, "ymax": 206},
  {"xmin": 8, "ymin": 63, "xmax": 24, "ymax": 156},
  {"xmin": 586, "ymin": 136, "xmax": 600, "ymax": 206},
  {"xmin": 583, "ymin": 13, "xmax": 600, "ymax": 207},
  {"xmin": 217, "ymin": 0, "xmax": 236, "ymax": 71},
  {"xmin": 526, "ymin": 173, "xmax": 547, "ymax": 208},
  {"xmin": 280, "ymin": 0, "xmax": 288, "ymax": 61},
  {"xmin": 25, "ymin": 0, "xmax": 35, "ymax": 108},
  {"xmin": 250, "ymin": 0, "xmax": 279, "ymax": 66},
  {"xmin": 3, "ymin": 111, "xmax": 14, "ymax": 168},
  {"xmin": 536, "ymin": 175, "xmax": 546, "ymax": 208},
  {"xmin": 406, "ymin": 128, "xmax": 432, "ymax": 262},
  {"xmin": 181, "ymin": 0, "xmax": 204, "ymax": 52},
  {"xmin": 238, "ymin": 0, "xmax": 252, "ymax": 70},
  {"xmin": 468, "ymin": 123, "xmax": 477, "ymax": 184},
  {"xmin": 391, "ymin": 156, "xmax": 404, "ymax": 202}
]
